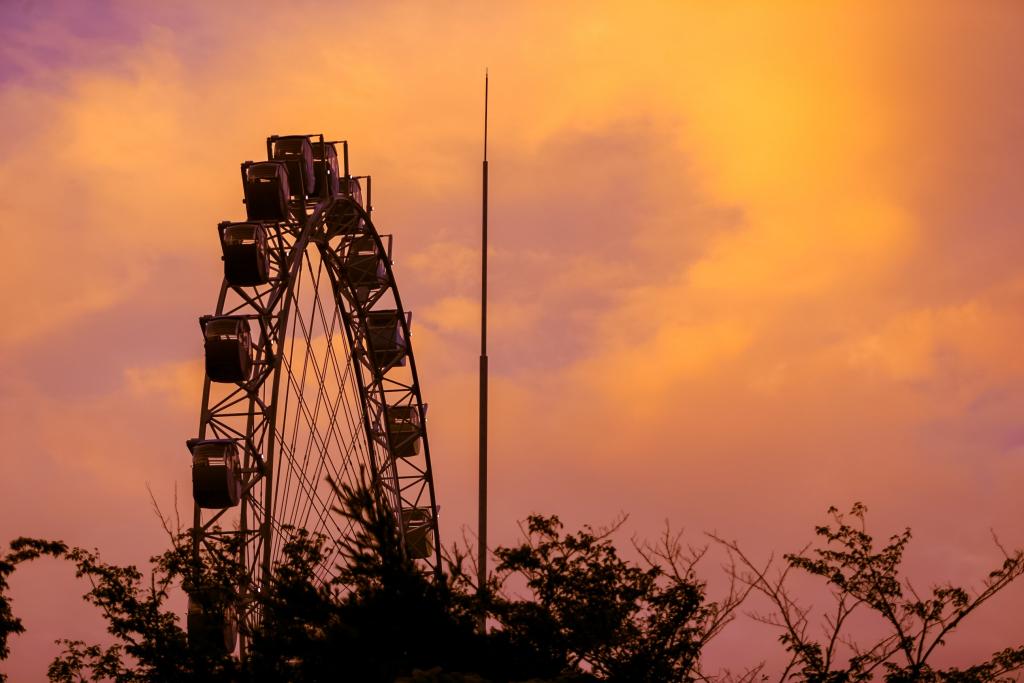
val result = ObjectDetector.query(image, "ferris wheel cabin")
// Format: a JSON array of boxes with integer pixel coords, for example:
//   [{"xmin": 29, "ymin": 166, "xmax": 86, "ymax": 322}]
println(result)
[
  {"xmin": 364, "ymin": 310, "xmax": 409, "ymax": 370},
  {"xmin": 341, "ymin": 235, "xmax": 388, "ymax": 302},
  {"xmin": 241, "ymin": 161, "xmax": 291, "ymax": 221},
  {"xmin": 187, "ymin": 592, "xmax": 238, "ymax": 653},
  {"xmin": 345, "ymin": 176, "xmax": 362, "ymax": 205},
  {"xmin": 201, "ymin": 315, "xmax": 253, "ymax": 383},
  {"xmin": 402, "ymin": 508, "xmax": 435, "ymax": 560},
  {"xmin": 325, "ymin": 175, "xmax": 365, "ymax": 237},
  {"xmin": 219, "ymin": 222, "xmax": 270, "ymax": 286},
  {"xmin": 387, "ymin": 405, "xmax": 422, "ymax": 458},
  {"xmin": 270, "ymin": 135, "xmax": 316, "ymax": 198},
  {"xmin": 187, "ymin": 438, "xmax": 242, "ymax": 509},
  {"xmin": 311, "ymin": 140, "xmax": 341, "ymax": 197}
]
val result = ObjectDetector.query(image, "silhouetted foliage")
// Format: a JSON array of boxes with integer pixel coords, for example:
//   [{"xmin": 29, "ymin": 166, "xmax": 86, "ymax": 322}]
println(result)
[
  {"xmin": 486, "ymin": 515, "xmax": 746, "ymax": 681},
  {"xmin": 0, "ymin": 538, "xmax": 67, "ymax": 682},
  {"xmin": 3, "ymin": 496, "xmax": 1024, "ymax": 682},
  {"xmin": 245, "ymin": 476, "xmax": 487, "ymax": 681},
  {"xmin": 712, "ymin": 503, "xmax": 1024, "ymax": 682},
  {"xmin": 43, "ymin": 540, "xmax": 238, "ymax": 682}
]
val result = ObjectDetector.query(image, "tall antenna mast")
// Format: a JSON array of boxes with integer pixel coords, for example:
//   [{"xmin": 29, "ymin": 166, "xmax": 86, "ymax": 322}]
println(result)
[{"xmin": 477, "ymin": 69, "xmax": 489, "ymax": 634}]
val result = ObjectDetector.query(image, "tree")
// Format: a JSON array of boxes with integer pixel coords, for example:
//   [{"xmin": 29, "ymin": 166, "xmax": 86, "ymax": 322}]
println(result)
[
  {"xmin": 44, "ymin": 537, "xmax": 239, "ymax": 682},
  {"xmin": 485, "ymin": 515, "xmax": 749, "ymax": 682},
  {"xmin": 245, "ymin": 475, "xmax": 487, "ymax": 682},
  {"xmin": 712, "ymin": 503, "xmax": 1024, "ymax": 682},
  {"xmin": 43, "ymin": 547, "xmax": 186, "ymax": 682},
  {"xmin": 4, "ymin": 496, "xmax": 1024, "ymax": 682},
  {"xmin": 0, "ymin": 538, "xmax": 67, "ymax": 683}
]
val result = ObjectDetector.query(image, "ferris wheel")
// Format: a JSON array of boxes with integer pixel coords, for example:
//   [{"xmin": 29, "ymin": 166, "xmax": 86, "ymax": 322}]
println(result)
[{"xmin": 184, "ymin": 134, "xmax": 440, "ymax": 653}]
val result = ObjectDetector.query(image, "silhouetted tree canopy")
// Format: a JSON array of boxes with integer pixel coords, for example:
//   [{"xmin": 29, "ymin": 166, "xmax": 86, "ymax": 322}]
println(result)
[
  {"xmin": 712, "ymin": 504, "xmax": 1024, "ymax": 682},
  {"xmin": 2, "ymin": 490, "xmax": 1023, "ymax": 682},
  {"xmin": 0, "ymin": 538, "xmax": 67, "ymax": 682},
  {"xmin": 485, "ymin": 514, "xmax": 744, "ymax": 681}
]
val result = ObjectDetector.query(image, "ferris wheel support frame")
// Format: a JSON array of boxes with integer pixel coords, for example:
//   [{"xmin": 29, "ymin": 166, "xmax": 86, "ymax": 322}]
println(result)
[{"xmin": 189, "ymin": 137, "xmax": 441, "ymax": 652}]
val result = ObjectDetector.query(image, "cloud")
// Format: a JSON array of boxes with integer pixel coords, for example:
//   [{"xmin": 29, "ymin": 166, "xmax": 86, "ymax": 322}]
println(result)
[
  {"xmin": 3, "ymin": 1, "xmax": 1024, "ymax": 677},
  {"xmin": 124, "ymin": 359, "xmax": 204, "ymax": 410}
]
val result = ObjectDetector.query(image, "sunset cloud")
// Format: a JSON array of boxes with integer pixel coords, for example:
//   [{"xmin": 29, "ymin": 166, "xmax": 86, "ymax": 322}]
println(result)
[{"xmin": 2, "ymin": 1, "xmax": 1023, "ymax": 676}]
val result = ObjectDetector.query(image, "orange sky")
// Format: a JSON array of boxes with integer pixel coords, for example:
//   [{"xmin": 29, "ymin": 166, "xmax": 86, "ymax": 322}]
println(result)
[{"xmin": 2, "ymin": 1, "xmax": 1023, "ymax": 676}]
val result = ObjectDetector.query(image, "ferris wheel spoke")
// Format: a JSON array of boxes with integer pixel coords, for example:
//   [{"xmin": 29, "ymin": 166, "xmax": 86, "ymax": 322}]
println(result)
[
  {"xmin": 289, "ymin": 341, "xmax": 345, "ymax": 536},
  {"xmin": 270, "ymin": 430, "xmax": 352, "ymax": 558},
  {"xmin": 274, "ymin": 292, "xmax": 331, "ymax": 543},
  {"xmin": 272, "ymin": 299, "xmax": 360, "ymax": 560},
  {"xmin": 277, "ymin": 269, "xmax": 365, "ymax": 508},
  {"xmin": 275, "ymin": 361, "xmax": 359, "ymax": 529},
  {"xmin": 283, "ymin": 254, "xmax": 339, "ymax": 515},
  {"xmin": 295, "ymin": 396, "xmax": 363, "ymax": 538},
  {"xmin": 272, "ymin": 436, "xmax": 341, "ymax": 532},
  {"xmin": 248, "ymin": 495, "xmax": 341, "ymax": 582},
  {"xmin": 273, "ymin": 256, "xmax": 318, "ymax": 540},
  {"xmin": 290, "ymin": 262, "xmax": 370, "ymax": 531},
  {"xmin": 272, "ymin": 247, "xmax": 308, "ymax": 512}
]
